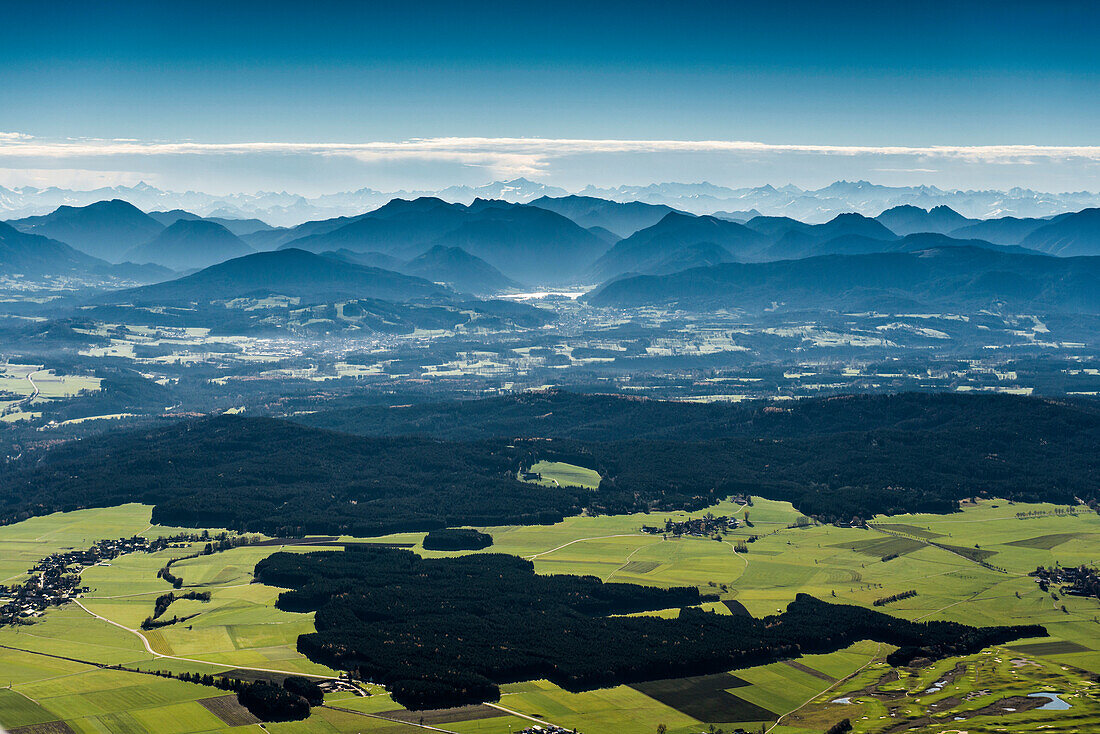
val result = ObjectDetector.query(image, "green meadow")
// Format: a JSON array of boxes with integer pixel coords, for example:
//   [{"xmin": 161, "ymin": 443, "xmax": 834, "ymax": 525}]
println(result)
[
  {"xmin": 2, "ymin": 495, "xmax": 1100, "ymax": 733},
  {"xmin": 523, "ymin": 459, "xmax": 603, "ymax": 489}
]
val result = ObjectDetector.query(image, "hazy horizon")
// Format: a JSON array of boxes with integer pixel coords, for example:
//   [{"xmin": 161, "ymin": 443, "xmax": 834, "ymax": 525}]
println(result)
[{"xmin": 3, "ymin": 1, "xmax": 1098, "ymax": 193}]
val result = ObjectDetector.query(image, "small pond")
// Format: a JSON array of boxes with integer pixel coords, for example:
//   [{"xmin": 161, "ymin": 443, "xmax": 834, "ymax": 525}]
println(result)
[{"xmin": 1028, "ymin": 692, "xmax": 1070, "ymax": 710}]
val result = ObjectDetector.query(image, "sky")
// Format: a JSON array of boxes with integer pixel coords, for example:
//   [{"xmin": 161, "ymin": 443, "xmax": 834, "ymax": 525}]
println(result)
[{"xmin": 1, "ymin": 0, "xmax": 1098, "ymax": 194}]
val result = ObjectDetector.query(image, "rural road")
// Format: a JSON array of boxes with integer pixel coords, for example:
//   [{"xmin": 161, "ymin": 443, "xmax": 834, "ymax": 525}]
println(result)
[
  {"xmin": 25, "ymin": 370, "xmax": 41, "ymax": 403},
  {"xmin": 72, "ymin": 599, "xmax": 338, "ymax": 680},
  {"xmin": 522, "ymin": 533, "xmax": 646, "ymax": 560},
  {"xmin": 603, "ymin": 539, "xmax": 663, "ymax": 582},
  {"xmin": 487, "ymin": 701, "xmax": 556, "ymax": 727},
  {"xmin": 14, "ymin": 369, "xmax": 42, "ymax": 409},
  {"xmin": 765, "ymin": 642, "xmax": 883, "ymax": 733}
]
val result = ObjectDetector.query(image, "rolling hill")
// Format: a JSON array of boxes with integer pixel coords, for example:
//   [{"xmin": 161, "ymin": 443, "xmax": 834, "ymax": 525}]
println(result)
[{"xmin": 124, "ymin": 219, "xmax": 255, "ymax": 270}]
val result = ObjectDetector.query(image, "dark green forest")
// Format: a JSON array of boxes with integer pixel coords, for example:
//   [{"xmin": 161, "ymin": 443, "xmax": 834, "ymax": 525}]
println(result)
[
  {"xmin": 0, "ymin": 416, "xmax": 580, "ymax": 536},
  {"xmin": 254, "ymin": 546, "xmax": 1044, "ymax": 709},
  {"xmin": 422, "ymin": 528, "xmax": 494, "ymax": 551},
  {"xmin": 1, "ymin": 392, "xmax": 1097, "ymax": 533}
]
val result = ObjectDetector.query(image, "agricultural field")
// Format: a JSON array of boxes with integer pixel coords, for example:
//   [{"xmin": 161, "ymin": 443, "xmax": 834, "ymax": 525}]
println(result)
[
  {"xmin": 0, "ymin": 363, "xmax": 101, "ymax": 423},
  {"xmin": 2, "ymin": 498, "xmax": 1100, "ymax": 733}
]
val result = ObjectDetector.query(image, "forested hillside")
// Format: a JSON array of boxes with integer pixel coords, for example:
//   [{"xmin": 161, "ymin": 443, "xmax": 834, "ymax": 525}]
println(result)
[
  {"xmin": 297, "ymin": 389, "xmax": 1100, "ymax": 442},
  {"xmin": 0, "ymin": 416, "xmax": 581, "ymax": 535},
  {"xmin": 3, "ymin": 393, "xmax": 1099, "ymax": 531}
]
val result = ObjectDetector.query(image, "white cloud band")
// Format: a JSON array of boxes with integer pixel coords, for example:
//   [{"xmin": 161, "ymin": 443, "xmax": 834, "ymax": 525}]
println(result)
[
  {"xmin": 2, "ymin": 134, "xmax": 1099, "ymax": 159},
  {"xmin": 2, "ymin": 134, "xmax": 1099, "ymax": 181}
]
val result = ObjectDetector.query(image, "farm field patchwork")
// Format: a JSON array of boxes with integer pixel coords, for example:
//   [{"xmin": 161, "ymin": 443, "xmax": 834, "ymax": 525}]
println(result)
[{"xmin": 2, "ymin": 498, "xmax": 1100, "ymax": 732}]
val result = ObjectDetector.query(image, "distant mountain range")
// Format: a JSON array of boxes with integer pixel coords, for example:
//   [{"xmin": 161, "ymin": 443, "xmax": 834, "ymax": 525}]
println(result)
[
  {"xmin": 585, "ymin": 246, "xmax": 1100, "ymax": 314},
  {"xmin": 1018, "ymin": 208, "xmax": 1100, "ymax": 257},
  {"xmin": 91, "ymin": 248, "xmax": 550, "ymax": 335},
  {"xmin": 588, "ymin": 212, "xmax": 767, "ymax": 280},
  {"xmin": 279, "ymin": 198, "xmax": 606, "ymax": 284},
  {"xmin": 7, "ymin": 193, "xmax": 1100, "ymax": 293},
  {"xmin": 0, "ymin": 220, "xmax": 110, "ymax": 278},
  {"xmin": 528, "ymin": 195, "xmax": 679, "ymax": 238},
  {"xmin": 589, "ymin": 210, "xmax": 902, "ymax": 280},
  {"xmin": 577, "ymin": 180, "xmax": 1100, "ymax": 222},
  {"xmin": 3, "ymin": 179, "xmax": 1100, "ymax": 226},
  {"xmin": 754, "ymin": 213, "xmax": 898, "ymax": 260},
  {"xmin": 147, "ymin": 209, "xmax": 274, "ymax": 236}
]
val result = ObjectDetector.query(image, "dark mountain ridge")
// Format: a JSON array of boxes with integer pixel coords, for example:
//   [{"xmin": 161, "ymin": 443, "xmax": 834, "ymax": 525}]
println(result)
[
  {"xmin": 147, "ymin": 209, "xmax": 274, "ymax": 236},
  {"xmin": 8, "ymin": 199, "xmax": 165, "ymax": 262},
  {"xmin": 282, "ymin": 197, "xmax": 467, "ymax": 257},
  {"xmin": 102, "ymin": 248, "xmax": 453, "ymax": 305},
  {"xmin": 0, "ymin": 220, "xmax": 169, "ymax": 282},
  {"xmin": 401, "ymin": 245, "xmax": 522, "ymax": 294},
  {"xmin": 876, "ymin": 204, "xmax": 975, "ymax": 235},
  {"xmin": 585, "ymin": 246, "xmax": 1100, "ymax": 314},
  {"xmin": 284, "ymin": 197, "xmax": 607, "ymax": 284},
  {"xmin": 1020, "ymin": 208, "xmax": 1100, "ymax": 257},
  {"xmin": 529, "ymin": 195, "xmax": 679, "ymax": 237},
  {"xmin": 760, "ymin": 213, "xmax": 898, "ymax": 260},
  {"xmin": 124, "ymin": 219, "xmax": 255, "ymax": 271},
  {"xmin": 588, "ymin": 212, "xmax": 767, "ymax": 280}
]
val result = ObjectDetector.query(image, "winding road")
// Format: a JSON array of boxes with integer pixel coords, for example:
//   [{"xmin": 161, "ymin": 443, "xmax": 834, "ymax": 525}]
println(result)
[
  {"xmin": 522, "ymin": 533, "xmax": 646, "ymax": 560},
  {"xmin": 23, "ymin": 370, "xmax": 41, "ymax": 405},
  {"xmin": 71, "ymin": 599, "xmax": 338, "ymax": 680}
]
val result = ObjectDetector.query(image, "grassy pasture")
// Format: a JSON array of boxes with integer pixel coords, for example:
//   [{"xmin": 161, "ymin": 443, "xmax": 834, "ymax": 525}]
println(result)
[
  {"xmin": 0, "ymin": 504, "xmax": 171, "ymax": 584},
  {"xmin": 3, "ymin": 497, "xmax": 1100, "ymax": 732},
  {"xmin": 523, "ymin": 460, "xmax": 602, "ymax": 489},
  {"xmin": 829, "ymin": 535, "xmax": 925, "ymax": 558}
]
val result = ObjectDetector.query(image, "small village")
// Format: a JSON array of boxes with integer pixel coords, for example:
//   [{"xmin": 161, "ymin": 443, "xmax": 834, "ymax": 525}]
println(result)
[
  {"xmin": 642, "ymin": 514, "xmax": 740, "ymax": 538},
  {"xmin": 1031, "ymin": 565, "xmax": 1100, "ymax": 600},
  {"xmin": 0, "ymin": 533, "xmax": 198, "ymax": 625}
]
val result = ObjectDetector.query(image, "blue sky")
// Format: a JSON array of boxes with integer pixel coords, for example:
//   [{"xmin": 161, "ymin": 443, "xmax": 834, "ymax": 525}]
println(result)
[{"xmin": 1, "ymin": 1, "xmax": 1097, "ymax": 193}]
